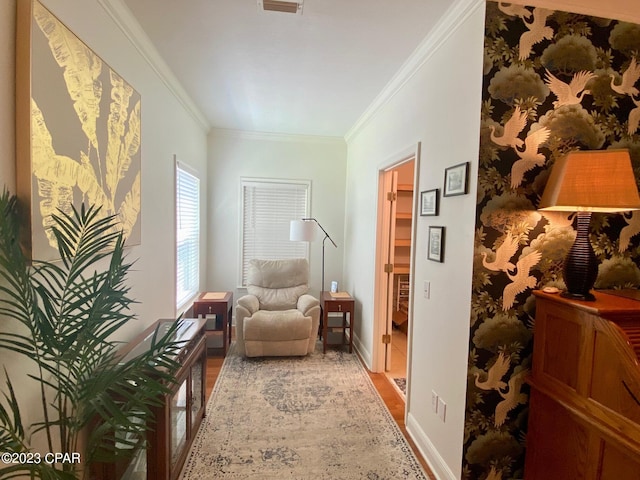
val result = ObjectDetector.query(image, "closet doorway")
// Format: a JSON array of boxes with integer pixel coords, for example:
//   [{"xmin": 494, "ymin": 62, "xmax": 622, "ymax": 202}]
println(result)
[{"xmin": 374, "ymin": 151, "xmax": 417, "ymax": 398}]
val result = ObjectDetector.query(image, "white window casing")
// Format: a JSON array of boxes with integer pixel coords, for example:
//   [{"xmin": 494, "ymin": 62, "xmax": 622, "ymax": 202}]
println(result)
[{"xmin": 176, "ymin": 159, "xmax": 200, "ymax": 310}]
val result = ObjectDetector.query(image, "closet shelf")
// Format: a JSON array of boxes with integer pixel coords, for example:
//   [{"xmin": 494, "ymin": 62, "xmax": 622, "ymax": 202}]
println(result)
[{"xmin": 394, "ymin": 264, "xmax": 410, "ymax": 274}]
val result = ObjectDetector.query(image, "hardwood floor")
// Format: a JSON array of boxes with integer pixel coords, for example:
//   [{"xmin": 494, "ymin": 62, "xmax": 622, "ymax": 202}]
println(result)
[
  {"xmin": 385, "ymin": 327, "xmax": 408, "ymax": 390},
  {"xmin": 205, "ymin": 349, "xmax": 436, "ymax": 479}
]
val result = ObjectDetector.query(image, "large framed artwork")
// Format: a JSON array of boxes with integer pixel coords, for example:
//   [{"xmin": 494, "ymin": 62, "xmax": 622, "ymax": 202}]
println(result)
[{"xmin": 16, "ymin": 0, "xmax": 141, "ymax": 262}]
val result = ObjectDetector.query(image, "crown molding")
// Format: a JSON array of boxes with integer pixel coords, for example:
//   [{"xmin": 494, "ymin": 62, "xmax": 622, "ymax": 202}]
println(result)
[
  {"xmin": 344, "ymin": 0, "xmax": 484, "ymax": 143},
  {"xmin": 98, "ymin": 0, "xmax": 210, "ymax": 133},
  {"xmin": 211, "ymin": 128, "xmax": 346, "ymax": 145}
]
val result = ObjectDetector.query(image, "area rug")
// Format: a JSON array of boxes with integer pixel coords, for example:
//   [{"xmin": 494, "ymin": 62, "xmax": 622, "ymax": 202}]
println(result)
[
  {"xmin": 179, "ymin": 345, "xmax": 428, "ymax": 479},
  {"xmin": 393, "ymin": 377, "xmax": 407, "ymax": 396}
]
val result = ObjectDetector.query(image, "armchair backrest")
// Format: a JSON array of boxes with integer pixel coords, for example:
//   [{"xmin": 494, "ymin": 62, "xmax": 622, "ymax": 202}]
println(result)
[{"xmin": 247, "ymin": 258, "xmax": 310, "ymax": 310}]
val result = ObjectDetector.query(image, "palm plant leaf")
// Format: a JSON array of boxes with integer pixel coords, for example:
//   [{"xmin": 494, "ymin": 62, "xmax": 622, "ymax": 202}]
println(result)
[
  {"xmin": 0, "ymin": 192, "xmax": 183, "ymax": 478},
  {"xmin": 0, "ymin": 372, "xmax": 77, "ymax": 480},
  {"xmin": 0, "ymin": 192, "xmax": 38, "ymax": 349},
  {"xmin": 0, "ymin": 370, "xmax": 26, "ymax": 451}
]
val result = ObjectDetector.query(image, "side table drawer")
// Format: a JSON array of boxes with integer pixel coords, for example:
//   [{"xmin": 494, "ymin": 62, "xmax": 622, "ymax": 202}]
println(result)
[{"xmin": 327, "ymin": 300, "xmax": 352, "ymax": 313}]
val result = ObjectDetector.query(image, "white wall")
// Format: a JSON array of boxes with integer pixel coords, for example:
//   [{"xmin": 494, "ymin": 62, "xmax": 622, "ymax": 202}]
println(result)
[
  {"xmin": 344, "ymin": 0, "xmax": 485, "ymax": 477},
  {"xmin": 207, "ymin": 130, "xmax": 347, "ymax": 301},
  {"xmin": 0, "ymin": 0, "xmax": 208, "ymax": 434}
]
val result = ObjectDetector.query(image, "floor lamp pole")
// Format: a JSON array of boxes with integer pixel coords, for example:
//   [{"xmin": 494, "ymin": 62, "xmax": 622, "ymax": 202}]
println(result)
[
  {"xmin": 322, "ymin": 235, "xmax": 327, "ymax": 293},
  {"xmin": 301, "ymin": 218, "xmax": 337, "ymax": 293}
]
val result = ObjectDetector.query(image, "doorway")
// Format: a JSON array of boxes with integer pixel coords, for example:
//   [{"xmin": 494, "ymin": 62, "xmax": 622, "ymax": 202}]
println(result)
[{"xmin": 374, "ymin": 151, "xmax": 417, "ymax": 399}]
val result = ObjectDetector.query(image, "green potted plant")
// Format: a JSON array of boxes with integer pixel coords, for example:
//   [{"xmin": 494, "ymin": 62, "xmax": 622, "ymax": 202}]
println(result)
[{"xmin": 0, "ymin": 191, "xmax": 182, "ymax": 479}]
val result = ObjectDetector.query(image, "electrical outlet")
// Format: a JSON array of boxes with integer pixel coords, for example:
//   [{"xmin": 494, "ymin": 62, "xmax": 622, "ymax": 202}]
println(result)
[
  {"xmin": 431, "ymin": 390, "xmax": 438, "ymax": 413},
  {"xmin": 438, "ymin": 397, "xmax": 447, "ymax": 422},
  {"xmin": 424, "ymin": 281, "xmax": 430, "ymax": 299}
]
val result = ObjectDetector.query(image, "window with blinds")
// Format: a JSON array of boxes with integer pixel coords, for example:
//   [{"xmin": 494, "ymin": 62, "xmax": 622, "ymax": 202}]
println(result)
[
  {"xmin": 240, "ymin": 178, "xmax": 310, "ymax": 287},
  {"xmin": 176, "ymin": 161, "xmax": 200, "ymax": 309}
]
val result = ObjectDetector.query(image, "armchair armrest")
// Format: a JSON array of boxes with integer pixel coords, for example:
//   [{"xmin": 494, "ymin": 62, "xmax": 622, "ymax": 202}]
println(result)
[
  {"xmin": 297, "ymin": 294, "xmax": 320, "ymax": 316},
  {"xmin": 237, "ymin": 294, "xmax": 259, "ymax": 315},
  {"xmin": 235, "ymin": 294, "xmax": 260, "ymax": 356}
]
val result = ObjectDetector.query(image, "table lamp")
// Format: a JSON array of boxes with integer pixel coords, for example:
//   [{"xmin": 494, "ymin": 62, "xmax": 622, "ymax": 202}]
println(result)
[
  {"xmin": 539, "ymin": 149, "xmax": 640, "ymax": 300},
  {"xmin": 290, "ymin": 218, "xmax": 337, "ymax": 293}
]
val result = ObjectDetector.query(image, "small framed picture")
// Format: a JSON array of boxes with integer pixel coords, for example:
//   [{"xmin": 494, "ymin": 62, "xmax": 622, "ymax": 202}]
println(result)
[
  {"xmin": 443, "ymin": 162, "xmax": 469, "ymax": 197},
  {"xmin": 420, "ymin": 189, "xmax": 439, "ymax": 216},
  {"xmin": 427, "ymin": 226, "xmax": 445, "ymax": 262}
]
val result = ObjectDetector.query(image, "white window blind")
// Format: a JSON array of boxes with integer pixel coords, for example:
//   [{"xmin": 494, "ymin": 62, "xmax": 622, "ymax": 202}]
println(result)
[
  {"xmin": 176, "ymin": 161, "xmax": 200, "ymax": 309},
  {"xmin": 240, "ymin": 178, "xmax": 310, "ymax": 286}
]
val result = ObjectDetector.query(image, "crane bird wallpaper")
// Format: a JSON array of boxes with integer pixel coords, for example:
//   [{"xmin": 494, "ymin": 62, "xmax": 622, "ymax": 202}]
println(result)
[
  {"xmin": 16, "ymin": 0, "xmax": 141, "ymax": 262},
  {"xmin": 464, "ymin": 2, "xmax": 640, "ymax": 478}
]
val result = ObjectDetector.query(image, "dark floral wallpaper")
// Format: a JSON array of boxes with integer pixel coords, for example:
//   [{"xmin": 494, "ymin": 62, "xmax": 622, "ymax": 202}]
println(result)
[{"xmin": 464, "ymin": 2, "xmax": 640, "ymax": 479}]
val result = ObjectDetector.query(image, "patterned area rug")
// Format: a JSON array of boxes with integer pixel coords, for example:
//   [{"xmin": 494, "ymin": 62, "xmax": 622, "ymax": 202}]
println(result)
[
  {"xmin": 179, "ymin": 344, "xmax": 428, "ymax": 479},
  {"xmin": 393, "ymin": 377, "xmax": 407, "ymax": 395}
]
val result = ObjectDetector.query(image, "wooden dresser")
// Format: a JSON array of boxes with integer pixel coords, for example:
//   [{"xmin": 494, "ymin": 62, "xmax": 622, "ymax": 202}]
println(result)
[{"xmin": 525, "ymin": 291, "xmax": 640, "ymax": 479}]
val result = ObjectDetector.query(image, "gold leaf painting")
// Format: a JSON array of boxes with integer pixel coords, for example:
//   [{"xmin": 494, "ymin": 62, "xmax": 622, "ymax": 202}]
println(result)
[{"xmin": 16, "ymin": 0, "xmax": 141, "ymax": 261}]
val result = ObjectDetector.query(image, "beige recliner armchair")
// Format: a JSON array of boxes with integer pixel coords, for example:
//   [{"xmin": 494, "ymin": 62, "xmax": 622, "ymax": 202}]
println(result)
[{"xmin": 235, "ymin": 258, "xmax": 320, "ymax": 357}]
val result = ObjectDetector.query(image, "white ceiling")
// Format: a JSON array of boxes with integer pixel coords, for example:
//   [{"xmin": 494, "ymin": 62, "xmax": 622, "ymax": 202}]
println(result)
[{"xmin": 120, "ymin": 0, "xmax": 452, "ymax": 137}]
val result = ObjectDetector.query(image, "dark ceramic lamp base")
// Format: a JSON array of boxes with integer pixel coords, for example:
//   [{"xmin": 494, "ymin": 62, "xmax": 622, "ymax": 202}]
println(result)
[
  {"xmin": 561, "ymin": 290, "xmax": 596, "ymax": 301},
  {"xmin": 562, "ymin": 212, "xmax": 598, "ymax": 301}
]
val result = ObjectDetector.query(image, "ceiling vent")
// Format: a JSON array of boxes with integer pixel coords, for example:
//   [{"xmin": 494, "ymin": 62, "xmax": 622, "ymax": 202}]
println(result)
[{"xmin": 258, "ymin": 0, "xmax": 303, "ymax": 15}]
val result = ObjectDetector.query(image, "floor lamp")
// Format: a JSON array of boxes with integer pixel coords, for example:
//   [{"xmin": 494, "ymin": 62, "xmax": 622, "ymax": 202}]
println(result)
[{"xmin": 290, "ymin": 218, "xmax": 337, "ymax": 293}]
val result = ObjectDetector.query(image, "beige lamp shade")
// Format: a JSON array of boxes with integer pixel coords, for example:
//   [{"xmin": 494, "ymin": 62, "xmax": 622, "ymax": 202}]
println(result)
[
  {"xmin": 539, "ymin": 149, "xmax": 640, "ymax": 213},
  {"xmin": 289, "ymin": 219, "xmax": 317, "ymax": 241}
]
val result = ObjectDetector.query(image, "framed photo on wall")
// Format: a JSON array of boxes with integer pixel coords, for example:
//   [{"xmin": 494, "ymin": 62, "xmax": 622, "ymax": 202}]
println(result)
[
  {"xmin": 420, "ymin": 189, "xmax": 439, "ymax": 216},
  {"xmin": 443, "ymin": 162, "xmax": 469, "ymax": 197},
  {"xmin": 427, "ymin": 226, "xmax": 445, "ymax": 262}
]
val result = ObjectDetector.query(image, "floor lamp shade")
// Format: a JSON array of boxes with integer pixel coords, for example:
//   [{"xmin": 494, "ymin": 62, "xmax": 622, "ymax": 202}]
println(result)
[
  {"xmin": 290, "ymin": 219, "xmax": 317, "ymax": 242},
  {"xmin": 289, "ymin": 218, "xmax": 337, "ymax": 292},
  {"xmin": 539, "ymin": 149, "xmax": 640, "ymax": 300}
]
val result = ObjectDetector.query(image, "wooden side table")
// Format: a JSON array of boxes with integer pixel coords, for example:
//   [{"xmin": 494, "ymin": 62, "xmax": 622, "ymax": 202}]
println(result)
[
  {"xmin": 321, "ymin": 292, "xmax": 355, "ymax": 354},
  {"xmin": 192, "ymin": 291, "xmax": 233, "ymax": 356}
]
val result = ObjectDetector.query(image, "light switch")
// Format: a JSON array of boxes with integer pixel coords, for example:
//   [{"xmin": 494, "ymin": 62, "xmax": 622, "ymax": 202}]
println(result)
[
  {"xmin": 424, "ymin": 281, "xmax": 430, "ymax": 299},
  {"xmin": 438, "ymin": 397, "xmax": 446, "ymax": 422}
]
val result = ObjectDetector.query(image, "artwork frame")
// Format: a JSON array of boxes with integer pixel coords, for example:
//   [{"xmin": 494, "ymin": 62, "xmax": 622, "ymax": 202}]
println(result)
[
  {"xmin": 16, "ymin": 0, "xmax": 142, "ymax": 262},
  {"xmin": 420, "ymin": 189, "xmax": 439, "ymax": 216},
  {"xmin": 427, "ymin": 226, "xmax": 445, "ymax": 263},
  {"xmin": 443, "ymin": 162, "xmax": 469, "ymax": 197}
]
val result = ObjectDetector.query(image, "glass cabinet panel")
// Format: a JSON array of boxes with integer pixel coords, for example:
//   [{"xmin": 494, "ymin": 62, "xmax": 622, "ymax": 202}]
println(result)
[
  {"xmin": 121, "ymin": 447, "xmax": 146, "ymax": 480},
  {"xmin": 170, "ymin": 378, "xmax": 188, "ymax": 468},
  {"xmin": 115, "ymin": 412, "xmax": 147, "ymax": 480},
  {"xmin": 191, "ymin": 361, "xmax": 203, "ymax": 426}
]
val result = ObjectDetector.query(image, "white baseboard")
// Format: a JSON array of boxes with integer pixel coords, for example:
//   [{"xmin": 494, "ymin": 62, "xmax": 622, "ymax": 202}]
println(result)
[
  {"xmin": 351, "ymin": 333, "xmax": 373, "ymax": 369},
  {"xmin": 406, "ymin": 413, "xmax": 457, "ymax": 480}
]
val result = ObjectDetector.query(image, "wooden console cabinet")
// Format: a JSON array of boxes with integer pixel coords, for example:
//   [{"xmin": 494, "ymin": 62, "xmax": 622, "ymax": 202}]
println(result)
[
  {"xmin": 92, "ymin": 318, "xmax": 207, "ymax": 480},
  {"xmin": 525, "ymin": 291, "xmax": 640, "ymax": 479}
]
